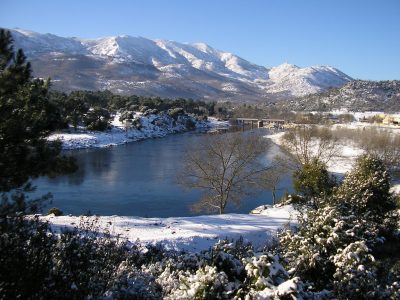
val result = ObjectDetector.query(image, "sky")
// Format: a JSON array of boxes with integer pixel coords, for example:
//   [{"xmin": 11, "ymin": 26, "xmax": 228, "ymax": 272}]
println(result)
[{"xmin": 1, "ymin": 0, "xmax": 399, "ymax": 80}]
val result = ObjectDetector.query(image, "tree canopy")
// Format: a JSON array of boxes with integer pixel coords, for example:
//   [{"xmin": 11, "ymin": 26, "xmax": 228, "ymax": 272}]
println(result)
[
  {"xmin": 0, "ymin": 29, "xmax": 75, "ymax": 195},
  {"xmin": 179, "ymin": 132, "xmax": 270, "ymax": 214}
]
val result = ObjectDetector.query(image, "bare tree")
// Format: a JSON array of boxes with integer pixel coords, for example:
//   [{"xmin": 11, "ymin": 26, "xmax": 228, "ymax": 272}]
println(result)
[
  {"xmin": 179, "ymin": 132, "xmax": 270, "ymax": 214},
  {"xmin": 359, "ymin": 128, "xmax": 400, "ymax": 174},
  {"xmin": 281, "ymin": 125, "xmax": 340, "ymax": 166},
  {"xmin": 261, "ymin": 157, "xmax": 289, "ymax": 205}
]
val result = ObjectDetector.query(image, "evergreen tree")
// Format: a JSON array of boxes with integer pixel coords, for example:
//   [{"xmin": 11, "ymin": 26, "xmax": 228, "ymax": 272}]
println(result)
[
  {"xmin": 280, "ymin": 154, "xmax": 399, "ymax": 298},
  {"xmin": 334, "ymin": 154, "xmax": 397, "ymax": 232},
  {"xmin": 292, "ymin": 158, "xmax": 336, "ymax": 208},
  {"xmin": 0, "ymin": 29, "xmax": 75, "ymax": 198}
]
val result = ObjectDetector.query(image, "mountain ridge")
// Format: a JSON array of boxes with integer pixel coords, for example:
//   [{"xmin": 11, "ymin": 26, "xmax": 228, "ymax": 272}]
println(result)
[
  {"xmin": 277, "ymin": 80, "xmax": 400, "ymax": 112},
  {"xmin": 8, "ymin": 28, "xmax": 353, "ymax": 102}
]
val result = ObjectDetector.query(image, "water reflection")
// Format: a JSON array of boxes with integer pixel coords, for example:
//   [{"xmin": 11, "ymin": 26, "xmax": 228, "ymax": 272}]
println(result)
[{"xmin": 33, "ymin": 130, "xmax": 292, "ymax": 217}]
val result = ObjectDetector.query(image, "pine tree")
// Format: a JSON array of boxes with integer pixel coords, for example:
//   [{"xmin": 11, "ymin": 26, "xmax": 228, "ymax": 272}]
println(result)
[{"xmin": 0, "ymin": 29, "xmax": 75, "ymax": 207}]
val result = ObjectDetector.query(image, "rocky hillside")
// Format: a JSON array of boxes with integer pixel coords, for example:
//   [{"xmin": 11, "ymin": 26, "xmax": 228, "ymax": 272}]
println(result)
[
  {"xmin": 9, "ymin": 28, "xmax": 352, "ymax": 103},
  {"xmin": 278, "ymin": 80, "xmax": 400, "ymax": 112}
]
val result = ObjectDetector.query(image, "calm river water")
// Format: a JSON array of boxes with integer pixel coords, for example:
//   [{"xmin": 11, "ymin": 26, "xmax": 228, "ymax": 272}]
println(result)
[{"xmin": 33, "ymin": 129, "xmax": 292, "ymax": 217}]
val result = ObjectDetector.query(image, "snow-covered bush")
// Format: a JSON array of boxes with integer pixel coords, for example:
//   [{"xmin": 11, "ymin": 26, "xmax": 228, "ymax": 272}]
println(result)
[
  {"xmin": 334, "ymin": 154, "xmax": 398, "ymax": 234},
  {"xmin": 139, "ymin": 106, "xmax": 149, "ymax": 113},
  {"xmin": 168, "ymin": 107, "xmax": 185, "ymax": 119},
  {"xmin": 143, "ymin": 108, "xmax": 159, "ymax": 116},
  {"xmin": 280, "ymin": 154, "xmax": 399, "ymax": 298},
  {"xmin": 242, "ymin": 253, "xmax": 302, "ymax": 299},
  {"xmin": 167, "ymin": 265, "xmax": 232, "ymax": 299},
  {"xmin": 333, "ymin": 241, "xmax": 378, "ymax": 299},
  {"xmin": 102, "ymin": 261, "xmax": 162, "ymax": 299},
  {"xmin": 48, "ymin": 218, "xmax": 129, "ymax": 299},
  {"xmin": 0, "ymin": 217, "xmax": 55, "ymax": 299},
  {"xmin": 118, "ymin": 110, "xmax": 134, "ymax": 122}
]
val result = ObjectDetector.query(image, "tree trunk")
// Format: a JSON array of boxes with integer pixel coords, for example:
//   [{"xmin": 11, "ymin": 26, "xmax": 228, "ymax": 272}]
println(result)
[{"xmin": 272, "ymin": 187, "xmax": 276, "ymax": 205}]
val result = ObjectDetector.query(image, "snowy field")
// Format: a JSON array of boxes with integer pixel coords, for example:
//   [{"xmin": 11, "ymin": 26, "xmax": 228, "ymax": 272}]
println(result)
[
  {"xmin": 265, "ymin": 122, "xmax": 400, "ymax": 194},
  {"xmin": 48, "ymin": 113, "xmax": 230, "ymax": 150},
  {"xmin": 42, "ymin": 205, "xmax": 297, "ymax": 253}
]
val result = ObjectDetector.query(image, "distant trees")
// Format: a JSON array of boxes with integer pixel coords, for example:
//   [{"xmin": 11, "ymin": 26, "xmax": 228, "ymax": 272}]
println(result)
[
  {"xmin": 360, "ymin": 129, "xmax": 400, "ymax": 173},
  {"xmin": 63, "ymin": 94, "xmax": 89, "ymax": 130},
  {"xmin": 83, "ymin": 107, "xmax": 111, "ymax": 131},
  {"xmin": 326, "ymin": 126, "xmax": 400, "ymax": 174},
  {"xmin": 281, "ymin": 125, "xmax": 340, "ymax": 166},
  {"xmin": 47, "ymin": 90, "xmax": 218, "ymax": 131},
  {"xmin": 179, "ymin": 132, "xmax": 270, "ymax": 214}
]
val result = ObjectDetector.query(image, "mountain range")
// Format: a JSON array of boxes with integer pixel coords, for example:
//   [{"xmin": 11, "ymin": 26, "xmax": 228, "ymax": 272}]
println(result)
[
  {"xmin": 9, "ymin": 28, "xmax": 353, "ymax": 102},
  {"xmin": 278, "ymin": 80, "xmax": 400, "ymax": 112}
]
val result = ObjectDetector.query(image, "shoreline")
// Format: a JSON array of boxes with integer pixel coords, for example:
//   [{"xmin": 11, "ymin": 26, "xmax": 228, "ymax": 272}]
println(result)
[
  {"xmin": 40, "ymin": 204, "xmax": 297, "ymax": 253},
  {"xmin": 265, "ymin": 123, "xmax": 400, "ymax": 194},
  {"xmin": 48, "ymin": 113, "xmax": 230, "ymax": 150}
]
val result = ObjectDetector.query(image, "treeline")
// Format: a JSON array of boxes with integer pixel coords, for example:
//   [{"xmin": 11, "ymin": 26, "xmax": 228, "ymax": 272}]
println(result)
[{"xmin": 48, "ymin": 90, "xmax": 218, "ymax": 131}]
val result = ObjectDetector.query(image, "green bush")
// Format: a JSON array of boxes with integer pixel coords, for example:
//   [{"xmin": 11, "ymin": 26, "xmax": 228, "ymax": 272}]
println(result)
[{"xmin": 47, "ymin": 207, "xmax": 63, "ymax": 216}]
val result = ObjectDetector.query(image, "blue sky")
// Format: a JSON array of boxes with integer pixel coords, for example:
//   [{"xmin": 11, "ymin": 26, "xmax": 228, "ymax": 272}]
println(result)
[{"xmin": 1, "ymin": 0, "xmax": 399, "ymax": 80}]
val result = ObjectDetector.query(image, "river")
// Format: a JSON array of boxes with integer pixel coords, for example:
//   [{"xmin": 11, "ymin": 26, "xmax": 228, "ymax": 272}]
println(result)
[{"xmin": 33, "ymin": 129, "xmax": 293, "ymax": 217}]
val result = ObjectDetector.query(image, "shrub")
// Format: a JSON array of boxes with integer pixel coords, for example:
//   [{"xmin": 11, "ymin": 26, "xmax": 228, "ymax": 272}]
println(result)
[
  {"xmin": 168, "ymin": 107, "xmax": 185, "ymax": 119},
  {"xmin": 185, "ymin": 118, "xmax": 196, "ymax": 130},
  {"xmin": 47, "ymin": 207, "xmax": 63, "ymax": 216},
  {"xmin": 293, "ymin": 158, "xmax": 336, "ymax": 207},
  {"xmin": 140, "ymin": 106, "xmax": 149, "ymax": 113}
]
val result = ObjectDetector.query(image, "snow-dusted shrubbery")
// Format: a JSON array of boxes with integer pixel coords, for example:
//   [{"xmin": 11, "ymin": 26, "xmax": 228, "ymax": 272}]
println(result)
[
  {"xmin": 1, "ymin": 216, "xmax": 311, "ymax": 300},
  {"xmin": 2, "ymin": 154, "xmax": 399, "ymax": 299},
  {"xmin": 279, "ymin": 154, "xmax": 400, "ymax": 299}
]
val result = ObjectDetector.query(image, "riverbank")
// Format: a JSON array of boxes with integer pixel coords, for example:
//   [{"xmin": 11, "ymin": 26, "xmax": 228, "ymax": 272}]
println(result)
[
  {"xmin": 42, "ymin": 204, "xmax": 297, "ymax": 253},
  {"xmin": 48, "ymin": 113, "xmax": 230, "ymax": 150},
  {"xmin": 265, "ymin": 123, "xmax": 400, "ymax": 194}
]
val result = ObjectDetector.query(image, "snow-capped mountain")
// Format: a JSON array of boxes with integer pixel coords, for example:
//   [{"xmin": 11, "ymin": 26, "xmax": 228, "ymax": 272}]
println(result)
[
  {"xmin": 9, "ymin": 28, "xmax": 353, "ymax": 102},
  {"xmin": 278, "ymin": 80, "xmax": 400, "ymax": 112}
]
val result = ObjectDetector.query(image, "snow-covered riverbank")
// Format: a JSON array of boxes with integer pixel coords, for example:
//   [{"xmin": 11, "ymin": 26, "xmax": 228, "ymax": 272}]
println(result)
[
  {"xmin": 48, "ymin": 113, "xmax": 229, "ymax": 150},
  {"xmin": 265, "ymin": 123, "xmax": 400, "ymax": 194},
  {"xmin": 42, "ymin": 205, "xmax": 297, "ymax": 253}
]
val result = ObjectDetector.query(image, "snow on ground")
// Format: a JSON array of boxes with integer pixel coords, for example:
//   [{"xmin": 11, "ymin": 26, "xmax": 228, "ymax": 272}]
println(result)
[
  {"xmin": 48, "ymin": 114, "xmax": 229, "ymax": 150},
  {"xmin": 42, "ymin": 205, "xmax": 296, "ymax": 253},
  {"xmin": 265, "ymin": 123, "xmax": 400, "ymax": 194}
]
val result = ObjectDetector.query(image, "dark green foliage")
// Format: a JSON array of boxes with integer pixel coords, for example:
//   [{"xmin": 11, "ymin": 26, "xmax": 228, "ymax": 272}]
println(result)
[
  {"xmin": 0, "ymin": 217, "xmax": 130, "ymax": 299},
  {"xmin": 0, "ymin": 29, "xmax": 76, "ymax": 192},
  {"xmin": 334, "ymin": 154, "xmax": 398, "ymax": 233},
  {"xmin": 0, "ymin": 217, "xmax": 55, "ymax": 300},
  {"xmin": 47, "ymin": 207, "xmax": 63, "ymax": 216},
  {"xmin": 83, "ymin": 107, "xmax": 111, "ymax": 131},
  {"xmin": 63, "ymin": 94, "xmax": 89, "ymax": 129},
  {"xmin": 0, "ymin": 186, "xmax": 52, "ymax": 219},
  {"xmin": 49, "ymin": 90, "xmax": 216, "ymax": 132},
  {"xmin": 185, "ymin": 118, "xmax": 196, "ymax": 130},
  {"xmin": 293, "ymin": 158, "xmax": 336, "ymax": 207},
  {"xmin": 281, "ymin": 154, "xmax": 400, "ymax": 298},
  {"xmin": 49, "ymin": 223, "xmax": 128, "ymax": 299}
]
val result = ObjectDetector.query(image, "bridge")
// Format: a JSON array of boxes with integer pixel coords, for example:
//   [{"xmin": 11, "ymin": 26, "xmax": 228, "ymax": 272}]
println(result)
[{"xmin": 235, "ymin": 118, "xmax": 286, "ymax": 128}]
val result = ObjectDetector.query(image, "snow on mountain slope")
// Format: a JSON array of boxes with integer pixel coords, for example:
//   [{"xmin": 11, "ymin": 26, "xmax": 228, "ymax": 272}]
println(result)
[
  {"xmin": 268, "ymin": 63, "xmax": 353, "ymax": 96},
  {"xmin": 9, "ymin": 28, "xmax": 353, "ymax": 101},
  {"xmin": 11, "ymin": 28, "xmax": 86, "ymax": 56}
]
